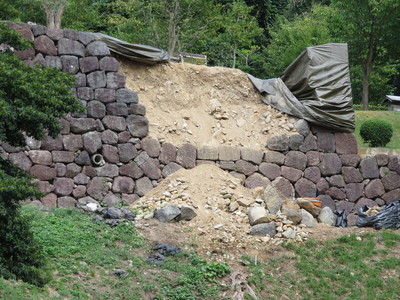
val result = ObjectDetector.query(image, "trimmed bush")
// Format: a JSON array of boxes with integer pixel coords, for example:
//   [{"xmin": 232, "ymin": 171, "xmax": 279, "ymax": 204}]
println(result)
[{"xmin": 360, "ymin": 118, "xmax": 393, "ymax": 147}]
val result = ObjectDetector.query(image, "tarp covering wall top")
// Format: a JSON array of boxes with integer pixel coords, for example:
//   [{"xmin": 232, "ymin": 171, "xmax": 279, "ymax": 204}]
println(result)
[
  {"xmin": 93, "ymin": 33, "xmax": 170, "ymax": 64},
  {"xmin": 248, "ymin": 43, "xmax": 355, "ymax": 132}
]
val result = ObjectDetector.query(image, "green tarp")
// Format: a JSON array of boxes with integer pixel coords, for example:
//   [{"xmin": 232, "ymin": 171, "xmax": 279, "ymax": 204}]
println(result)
[{"xmin": 248, "ymin": 43, "xmax": 355, "ymax": 132}]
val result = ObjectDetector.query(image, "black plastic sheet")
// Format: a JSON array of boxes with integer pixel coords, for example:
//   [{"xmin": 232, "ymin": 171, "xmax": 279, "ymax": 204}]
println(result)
[{"xmin": 356, "ymin": 200, "xmax": 400, "ymax": 230}]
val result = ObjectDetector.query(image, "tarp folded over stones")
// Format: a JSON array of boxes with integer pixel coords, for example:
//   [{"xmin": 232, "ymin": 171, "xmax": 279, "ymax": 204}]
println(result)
[
  {"xmin": 93, "ymin": 33, "xmax": 169, "ymax": 64},
  {"xmin": 248, "ymin": 43, "xmax": 355, "ymax": 132}
]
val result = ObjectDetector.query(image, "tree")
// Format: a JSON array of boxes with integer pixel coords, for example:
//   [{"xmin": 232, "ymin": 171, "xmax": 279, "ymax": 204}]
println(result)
[
  {"xmin": 331, "ymin": 0, "xmax": 400, "ymax": 109},
  {"xmin": 40, "ymin": 0, "xmax": 68, "ymax": 29}
]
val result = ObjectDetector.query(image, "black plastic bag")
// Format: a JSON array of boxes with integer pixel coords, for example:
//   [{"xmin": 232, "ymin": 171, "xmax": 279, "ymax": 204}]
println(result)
[
  {"xmin": 335, "ymin": 209, "xmax": 348, "ymax": 227},
  {"xmin": 356, "ymin": 200, "xmax": 400, "ymax": 230}
]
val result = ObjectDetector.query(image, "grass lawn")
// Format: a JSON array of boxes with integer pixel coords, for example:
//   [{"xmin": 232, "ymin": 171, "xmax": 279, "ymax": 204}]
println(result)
[{"xmin": 355, "ymin": 111, "xmax": 400, "ymax": 149}]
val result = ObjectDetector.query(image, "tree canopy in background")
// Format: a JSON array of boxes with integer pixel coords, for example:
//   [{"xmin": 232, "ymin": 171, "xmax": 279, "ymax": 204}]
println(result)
[{"xmin": 0, "ymin": 0, "xmax": 399, "ymax": 107}]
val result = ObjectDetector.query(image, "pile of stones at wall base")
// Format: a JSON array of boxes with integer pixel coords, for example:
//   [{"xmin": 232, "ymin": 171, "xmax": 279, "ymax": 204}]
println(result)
[{"xmin": 2, "ymin": 23, "xmax": 399, "ymax": 226}]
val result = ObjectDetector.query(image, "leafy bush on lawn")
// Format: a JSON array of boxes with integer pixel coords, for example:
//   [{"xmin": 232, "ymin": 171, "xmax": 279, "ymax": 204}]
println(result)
[{"xmin": 360, "ymin": 118, "xmax": 393, "ymax": 147}]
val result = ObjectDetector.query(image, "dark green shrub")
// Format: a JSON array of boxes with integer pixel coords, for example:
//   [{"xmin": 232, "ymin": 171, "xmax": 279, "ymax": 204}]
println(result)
[{"xmin": 360, "ymin": 118, "xmax": 393, "ymax": 147}]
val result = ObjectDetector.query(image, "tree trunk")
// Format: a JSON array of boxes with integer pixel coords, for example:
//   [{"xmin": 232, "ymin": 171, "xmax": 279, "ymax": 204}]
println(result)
[
  {"xmin": 362, "ymin": 36, "xmax": 375, "ymax": 110},
  {"xmin": 232, "ymin": 45, "xmax": 237, "ymax": 68},
  {"xmin": 167, "ymin": 1, "xmax": 180, "ymax": 59},
  {"xmin": 54, "ymin": 7, "xmax": 64, "ymax": 29}
]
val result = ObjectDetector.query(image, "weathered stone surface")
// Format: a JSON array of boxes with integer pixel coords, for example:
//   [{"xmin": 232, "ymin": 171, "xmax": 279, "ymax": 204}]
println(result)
[
  {"xmin": 219, "ymin": 161, "xmax": 235, "ymax": 171},
  {"xmin": 282, "ymin": 209, "xmax": 302, "ymax": 225},
  {"xmin": 364, "ymin": 179, "xmax": 385, "ymax": 199},
  {"xmin": 388, "ymin": 155, "xmax": 400, "ymax": 174},
  {"xmin": 154, "ymin": 205, "xmax": 181, "ymax": 223},
  {"xmin": 77, "ymin": 87, "xmax": 94, "ymax": 100},
  {"xmin": 116, "ymin": 88, "xmax": 138, "ymax": 104},
  {"xmin": 140, "ymin": 158, "xmax": 161, "ymax": 179},
  {"xmin": 141, "ymin": 138, "xmax": 161, "ymax": 158},
  {"xmin": 99, "ymin": 57, "xmax": 120, "ymax": 71},
  {"xmin": 96, "ymin": 164, "xmax": 119, "ymax": 177},
  {"xmin": 87, "ymin": 177, "xmax": 109, "ymax": 200},
  {"xmin": 106, "ymin": 102, "xmax": 128, "ymax": 116},
  {"xmin": 284, "ymin": 151, "xmax": 307, "ymax": 170},
  {"xmin": 119, "ymin": 161, "xmax": 143, "ymax": 178},
  {"xmin": 299, "ymin": 133, "xmax": 317, "ymax": 152},
  {"xmin": 30, "ymin": 165, "xmax": 56, "ymax": 181},
  {"xmin": 102, "ymin": 193, "xmax": 121, "ymax": 207},
  {"xmin": 106, "ymin": 72, "xmax": 126, "ymax": 89},
  {"xmin": 45, "ymin": 56, "xmax": 62, "ymax": 69},
  {"xmin": 112, "ymin": 176, "xmax": 135, "ymax": 193},
  {"xmin": 65, "ymin": 163, "xmax": 82, "ymax": 178},
  {"xmin": 135, "ymin": 177, "xmax": 153, "ymax": 196},
  {"xmin": 328, "ymin": 175, "xmax": 345, "ymax": 188},
  {"xmin": 235, "ymin": 160, "xmax": 257, "ymax": 176},
  {"xmin": 74, "ymin": 151, "xmax": 91, "ymax": 165},
  {"xmin": 271, "ymin": 176, "xmax": 294, "ymax": 198},
  {"xmin": 8, "ymin": 152, "xmax": 32, "ymax": 171},
  {"xmin": 335, "ymin": 133, "xmax": 358, "ymax": 154},
  {"xmin": 263, "ymin": 185, "xmax": 284, "ymax": 214},
  {"xmin": 267, "ymin": 135, "xmax": 289, "ymax": 152},
  {"xmin": 87, "ymin": 41, "xmax": 110, "ymax": 56},
  {"xmin": 306, "ymin": 151, "xmax": 321, "ymax": 167},
  {"xmin": 382, "ymin": 188, "xmax": 400, "ymax": 203},
  {"xmin": 83, "ymin": 165, "xmax": 97, "ymax": 177},
  {"xmin": 95, "ymin": 88, "xmax": 116, "ymax": 103},
  {"xmin": 359, "ymin": 157, "xmax": 379, "ymax": 179},
  {"xmin": 375, "ymin": 154, "xmax": 389, "ymax": 167},
  {"xmin": 41, "ymin": 193, "xmax": 57, "ymax": 208},
  {"xmin": 126, "ymin": 115, "xmax": 149, "ymax": 137},
  {"xmin": 61, "ymin": 55, "xmax": 79, "ymax": 74},
  {"xmin": 58, "ymin": 38, "xmax": 86, "ymax": 57},
  {"xmin": 336, "ymin": 200, "xmax": 354, "ymax": 215},
  {"xmin": 281, "ymin": 166, "xmax": 302, "ymax": 183},
  {"xmin": 74, "ymin": 173, "xmax": 90, "ymax": 185},
  {"xmin": 87, "ymin": 71, "xmax": 107, "ymax": 88},
  {"xmin": 57, "ymin": 196, "xmax": 77, "ymax": 208},
  {"xmin": 54, "ymin": 163, "xmax": 67, "ymax": 176},
  {"xmin": 176, "ymin": 143, "xmax": 196, "ymax": 168},
  {"xmin": 259, "ymin": 163, "xmax": 281, "ymax": 180},
  {"xmin": 118, "ymin": 131, "xmax": 131, "ymax": 143},
  {"xmin": 35, "ymin": 180, "xmax": 53, "ymax": 194},
  {"xmin": 121, "ymin": 194, "xmax": 139, "ymax": 206},
  {"xmin": 102, "ymin": 115, "xmax": 126, "ymax": 132},
  {"xmin": 197, "ymin": 146, "xmax": 218, "ymax": 160},
  {"xmin": 101, "ymin": 129, "xmax": 118, "ymax": 144},
  {"xmin": 27, "ymin": 150, "xmax": 52, "ymax": 165},
  {"xmin": 264, "ymin": 150, "xmax": 285, "ymax": 165},
  {"xmin": 128, "ymin": 104, "xmax": 146, "ymax": 116},
  {"xmin": 34, "ymin": 35, "xmax": 57, "ymax": 55},
  {"xmin": 295, "ymin": 119, "xmax": 310, "ymax": 136},
  {"xmin": 218, "ymin": 145, "xmax": 240, "ymax": 161},
  {"xmin": 82, "ymin": 131, "xmax": 102, "ymax": 154},
  {"xmin": 16, "ymin": 48, "xmax": 35, "ymax": 60},
  {"xmin": 318, "ymin": 207, "xmax": 336, "ymax": 226},
  {"xmin": 297, "ymin": 198, "xmax": 321, "ymax": 217},
  {"xmin": 244, "ymin": 173, "xmax": 270, "ymax": 189},
  {"xmin": 241, "ymin": 148, "xmax": 263, "ymax": 164},
  {"xmin": 326, "ymin": 187, "xmax": 346, "ymax": 200},
  {"xmin": 70, "ymin": 118, "xmax": 97, "ymax": 133},
  {"xmin": 47, "ymin": 28, "xmax": 63, "ymax": 40},
  {"xmin": 176, "ymin": 205, "xmax": 197, "ymax": 221},
  {"xmin": 53, "ymin": 178, "xmax": 74, "ymax": 196},
  {"xmin": 248, "ymin": 207, "xmax": 271, "ymax": 225},
  {"xmin": 317, "ymin": 195, "xmax": 335, "ymax": 212},
  {"xmin": 316, "ymin": 132, "xmax": 335, "ymax": 153},
  {"xmin": 319, "ymin": 153, "xmax": 342, "ymax": 176},
  {"xmin": 382, "ymin": 172, "xmax": 400, "ymax": 191},
  {"xmin": 63, "ymin": 29, "xmax": 79, "ymax": 40},
  {"xmin": 354, "ymin": 198, "xmax": 377, "ymax": 212},
  {"xmin": 300, "ymin": 209, "xmax": 317, "ymax": 227},
  {"xmin": 117, "ymin": 143, "xmax": 138, "ymax": 163},
  {"xmin": 345, "ymin": 183, "xmax": 364, "ymax": 202},
  {"xmin": 341, "ymin": 166, "xmax": 363, "ymax": 183},
  {"xmin": 304, "ymin": 167, "xmax": 321, "ymax": 184},
  {"xmin": 134, "ymin": 151, "xmax": 150, "ymax": 166},
  {"xmin": 159, "ymin": 142, "xmax": 177, "ymax": 164},
  {"xmin": 79, "ymin": 56, "xmax": 99, "ymax": 73},
  {"xmin": 78, "ymin": 31, "xmax": 96, "ymax": 45},
  {"xmin": 288, "ymin": 134, "xmax": 304, "ymax": 150},
  {"xmin": 9, "ymin": 22, "xmax": 34, "ymax": 40},
  {"xmin": 295, "ymin": 178, "xmax": 316, "ymax": 197},
  {"xmin": 102, "ymin": 145, "xmax": 119, "ymax": 163},
  {"xmin": 63, "ymin": 134, "xmax": 83, "ymax": 152},
  {"xmin": 340, "ymin": 154, "xmax": 361, "ymax": 167},
  {"xmin": 249, "ymin": 223, "xmax": 276, "ymax": 237},
  {"xmin": 162, "ymin": 162, "xmax": 183, "ymax": 178}
]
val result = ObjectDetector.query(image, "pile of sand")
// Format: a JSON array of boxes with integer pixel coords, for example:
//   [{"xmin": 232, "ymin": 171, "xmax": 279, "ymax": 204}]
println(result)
[{"xmin": 120, "ymin": 59, "xmax": 298, "ymax": 150}]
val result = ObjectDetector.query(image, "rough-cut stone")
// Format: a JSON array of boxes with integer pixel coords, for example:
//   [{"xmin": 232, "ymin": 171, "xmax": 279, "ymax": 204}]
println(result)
[
  {"xmin": 284, "ymin": 151, "xmax": 307, "ymax": 170},
  {"xmin": 9, "ymin": 22, "xmax": 35, "ymax": 40},
  {"xmin": 102, "ymin": 193, "xmax": 120, "ymax": 207},
  {"xmin": 101, "ymin": 129, "xmax": 118, "ymax": 145},
  {"xmin": 364, "ymin": 179, "xmax": 385, "ymax": 199},
  {"xmin": 304, "ymin": 167, "xmax": 321, "ymax": 184},
  {"xmin": 354, "ymin": 198, "xmax": 377, "ymax": 212},
  {"xmin": 95, "ymin": 88, "xmax": 116, "ymax": 103},
  {"xmin": 99, "ymin": 57, "xmax": 120, "ymax": 71},
  {"xmin": 176, "ymin": 143, "xmax": 196, "ymax": 168},
  {"xmin": 297, "ymin": 198, "xmax": 321, "ymax": 217},
  {"xmin": 128, "ymin": 104, "xmax": 146, "ymax": 116},
  {"xmin": 336, "ymin": 200, "xmax": 354, "ymax": 215},
  {"xmin": 288, "ymin": 134, "xmax": 304, "ymax": 150},
  {"xmin": 79, "ymin": 56, "xmax": 99, "ymax": 73},
  {"xmin": 318, "ymin": 207, "xmax": 336, "ymax": 226},
  {"xmin": 141, "ymin": 138, "xmax": 161, "ymax": 158},
  {"xmin": 197, "ymin": 146, "xmax": 218, "ymax": 160},
  {"xmin": 316, "ymin": 132, "xmax": 335, "ymax": 153},
  {"xmin": 176, "ymin": 205, "xmax": 197, "ymax": 221},
  {"xmin": 27, "ymin": 150, "xmax": 51, "ymax": 165},
  {"xmin": 271, "ymin": 176, "xmax": 294, "ymax": 198},
  {"xmin": 388, "ymin": 155, "xmax": 400, "ymax": 174},
  {"xmin": 159, "ymin": 142, "xmax": 177, "ymax": 164},
  {"xmin": 116, "ymin": 88, "xmax": 138, "ymax": 104},
  {"xmin": 82, "ymin": 131, "xmax": 102, "ymax": 154},
  {"xmin": 102, "ymin": 145, "xmax": 119, "ymax": 163},
  {"xmin": 74, "ymin": 151, "xmax": 91, "ymax": 165},
  {"xmin": 102, "ymin": 115, "xmax": 126, "ymax": 132},
  {"xmin": 155, "ymin": 205, "xmax": 181, "ymax": 223},
  {"xmin": 54, "ymin": 163, "xmax": 66, "ymax": 176},
  {"xmin": 295, "ymin": 178, "xmax": 316, "ymax": 197},
  {"xmin": 87, "ymin": 71, "xmax": 107, "ymax": 88},
  {"xmin": 264, "ymin": 150, "xmax": 285, "ymax": 165},
  {"xmin": 57, "ymin": 196, "xmax": 77, "ymax": 208},
  {"xmin": 218, "ymin": 145, "xmax": 240, "ymax": 161},
  {"xmin": 41, "ymin": 193, "xmax": 57, "ymax": 208},
  {"xmin": 8, "ymin": 152, "xmax": 32, "ymax": 171},
  {"xmin": 340, "ymin": 154, "xmax": 361, "ymax": 167},
  {"xmin": 83, "ymin": 166, "xmax": 97, "ymax": 177},
  {"xmin": 16, "ymin": 48, "xmax": 35, "ymax": 60},
  {"xmin": 360, "ymin": 157, "xmax": 379, "ymax": 179},
  {"xmin": 30, "ymin": 165, "xmax": 56, "ymax": 181},
  {"xmin": 244, "ymin": 173, "xmax": 270, "ymax": 189},
  {"xmin": 219, "ymin": 161, "xmax": 235, "ymax": 171},
  {"xmin": 375, "ymin": 154, "xmax": 389, "ymax": 166},
  {"xmin": 121, "ymin": 194, "xmax": 139, "ymax": 206},
  {"xmin": 63, "ymin": 29, "xmax": 79, "ymax": 40},
  {"xmin": 74, "ymin": 173, "xmax": 90, "ymax": 185},
  {"xmin": 36, "ymin": 180, "xmax": 53, "ymax": 194},
  {"xmin": 299, "ymin": 133, "xmax": 317, "ymax": 152},
  {"xmin": 235, "ymin": 160, "xmax": 257, "ymax": 176},
  {"xmin": 344, "ymin": 183, "xmax": 364, "ymax": 202},
  {"xmin": 77, "ymin": 87, "xmax": 94, "ymax": 100},
  {"xmin": 65, "ymin": 163, "xmax": 82, "ymax": 178},
  {"xmin": 248, "ymin": 223, "xmax": 276, "ymax": 237},
  {"xmin": 263, "ymin": 185, "xmax": 284, "ymax": 214},
  {"xmin": 134, "ymin": 151, "xmax": 150, "ymax": 166},
  {"xmin": 62, "ymin": 134, "xmax": 82, "ymax": 152},
  {"xmin": 300, "ymin": 209, "xmax": 317, "ymax": 228},
  {"xmin": 162, "ymin": 162, "xmax": 183, "ymax": 178},
  {"xmin": 61, "ymin": 55, "xmax": 79, "ymax": 74},
  {"xmin": 117, "ymin": 143, "xmax": 137, "ymax": 163},
  {"xmin": 96, "ymin": 164, "xmax": 119, "ymax": 177},
  {"xmin": 87, "ymin": 41, "xmax": 110, "ymax": 56},
  {"xmin": 106, "ymin": 72, "xmax": 126, "ymax": 89},
  {"xmin": 34, "ymin": 35, "xmax": 57, "ymax": 56},
  {"xmin": 341, "ymin": 167, "xmax": 363, "ymax": 183},
  {"xmin": 70, "ymin": 118, "xmax": 97, "ymax": 133},
  {"xmin": 53, "ymin": 178, "xmax": 74, "ymax": 196},
  {"xmin": 25, "ymin": 136, "xmax": 41, "ymax": 151},
  {"xmin": 119, "ymin": 161, "xmax": 143, "ymax": 178},
  {"xmin": 306, "ymin": 151, "xmax": 321, "ymax": 167},
  {"xmin": 335, "ymin": 133, "xmax": 358, "ymax": 154},
  {"xmin": 317, "ymin": 195, "xmax": 335, "ymax": 212},
  {"xmin": 118, "ymin": 131, "xmax": 131, "ymax": 143},
  {"xmin": 135, "ymin": 177, "xmax": 153, "ymax": 196},
  {"xmin": 248, "ymin": 207, "xmax": 271, "ymax": 225},
  {"xmin": 46, "ymin": 27, "xmax": 63, "ymax": 40},
  {"xmin": 295, "ymin": 119, "xmax": 310, "ymax": 136},
  {"xmin": 241, "ymin": 148, "xmax": 263, "ymax": 164},
  {"xmin": 282, "ymin": 209, "xmax": 302, "ymax": 225},
  {"xmin": 328, "ymin": 175, "xmax": 345, "ymax": 188},
  {"xmin": 140, "ymin": 158, "xmax": 161, "ymax": 179},
  {"xmin": 267, "ymin": 135, "xmax": 289, "ymax": 152},
  {"xmin": 58, "ymin": 38, "xmax": 86, "ymax": 57},
  {"xmin": 382, "ymin": 188, "xmax": 400, "ymax": 203},
  {"xmin": 316, "ymin": 178, "xmax": 329, "ymax": 194},
  {"xmin": 382, "ymin": 172, "xmax": 400, "ymax": 191},
  {"xmin": 259, "ymin": 162, "xmax": 281, "ymax": 180},
  {"xmin": 106, "ymin": 102, "xmax": 128, "ymax": 116},
  {"xmin": 281, "ymin": 166, "xmax": 302, "ymax": 183},
  {"xmin": 45, "ymin": 56, "xmax": 62, "ymax": 69},
  {"xmin": 112, "ymin": 176, "xmax": 135, "ymax": 193},
  {"xmin": 78, "ymin": 31, "xmax": 96, "ymax": 45},
  {"xmin": 319, "ymin": 153, "xmax": 342, "ymax": 176},
  {"xmin": 87, "ymin": 177, "xmax": 109, "ymax": 200},
  {"xmin": 326, "ymin": 187, "xmax": 346, "ymax": 200},
  {"xmin": 126, "ymin": 115, "xmax": 149, "ymax": 137}
]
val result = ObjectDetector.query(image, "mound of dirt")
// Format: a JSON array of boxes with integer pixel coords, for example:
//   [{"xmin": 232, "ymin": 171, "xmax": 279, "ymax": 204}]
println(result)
[{"xmin": 120, "ymin": 59, "xmax": 298, "ymax": 150}]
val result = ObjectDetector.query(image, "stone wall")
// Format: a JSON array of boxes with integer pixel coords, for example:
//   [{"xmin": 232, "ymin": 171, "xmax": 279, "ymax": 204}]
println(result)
[{"xmin": 3, "ymin": 23, "xmax": 400, "ymax": 224}]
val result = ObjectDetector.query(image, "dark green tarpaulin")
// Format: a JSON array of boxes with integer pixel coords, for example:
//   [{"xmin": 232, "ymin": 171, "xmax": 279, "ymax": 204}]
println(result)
[{"xmin": 248, "ymin": 43, "xmax": 355, "ymax": 132}]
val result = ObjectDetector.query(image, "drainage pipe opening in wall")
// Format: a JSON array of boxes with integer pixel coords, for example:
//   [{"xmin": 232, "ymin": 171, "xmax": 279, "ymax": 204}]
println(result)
[{"xmin": 92, "ymin": 154, "xmax": 105, "ymax": 167}]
